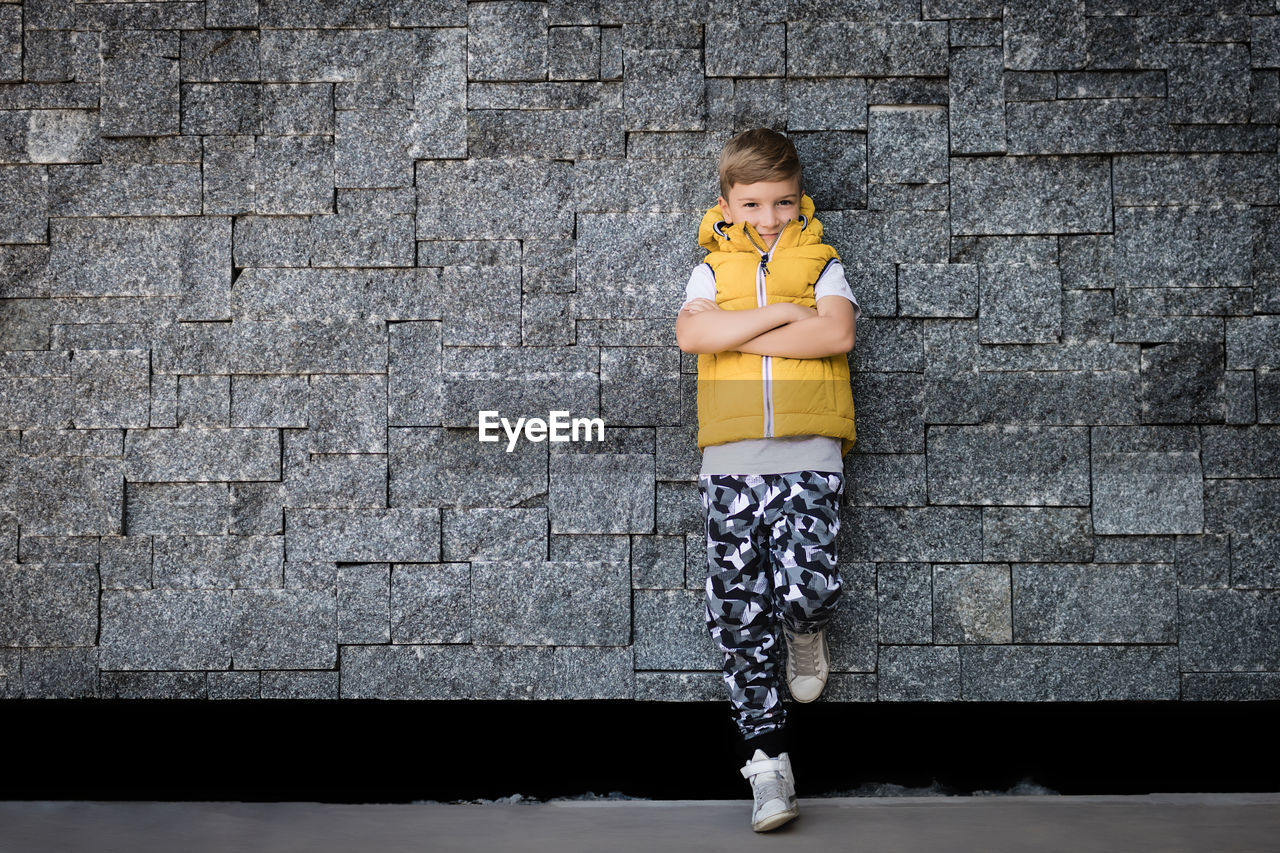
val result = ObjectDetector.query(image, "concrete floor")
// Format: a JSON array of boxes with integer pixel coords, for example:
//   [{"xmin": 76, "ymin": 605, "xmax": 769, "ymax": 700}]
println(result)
[{"xmin": 1, "ymin": 794, "xmax": 1278, "ymax": 853}]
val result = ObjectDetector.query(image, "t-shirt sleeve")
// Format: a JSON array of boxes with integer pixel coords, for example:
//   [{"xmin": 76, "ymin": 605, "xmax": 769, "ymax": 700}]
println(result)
[
  {"xmin": 681, "ymin": 262, "xmax": 717, "ymax": 311},
  {"xmin": 814, "ymin": 260, "xmax": 862, "ymax": 321}
]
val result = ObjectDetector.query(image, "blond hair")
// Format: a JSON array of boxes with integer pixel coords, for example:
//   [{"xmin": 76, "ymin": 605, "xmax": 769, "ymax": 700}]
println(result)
[{"xmin": 718, "ymin": 127, "xmax": 804, "ymax": 200}]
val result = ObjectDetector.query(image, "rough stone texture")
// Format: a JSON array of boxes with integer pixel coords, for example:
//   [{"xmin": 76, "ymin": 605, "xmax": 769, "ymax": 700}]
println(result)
[{"xmin": 0, "ymin": 9, "xmax": 1274, "ymax": 707}]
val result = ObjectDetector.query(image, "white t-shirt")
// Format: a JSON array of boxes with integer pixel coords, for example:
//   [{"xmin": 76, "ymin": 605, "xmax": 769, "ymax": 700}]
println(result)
[{"xmin": 681, "ymin": 259, "xmax": 861, "ymax": 477}]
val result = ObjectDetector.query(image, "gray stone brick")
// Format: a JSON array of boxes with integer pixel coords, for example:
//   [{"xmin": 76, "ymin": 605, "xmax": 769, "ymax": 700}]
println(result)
[
  {"xmin": 1116, "ymin": 205, "xmax": 1253, "ymax": 291},
  {"xmin": 791, "ymin": 131, "xmax": 866, "ymax": 211},
  {"xmin": 442, "ymin": 508, "xmax": 546, "ymax": 562},
  {"xmin": 258, "ymin": 28, "xmax": 421, "ymax": 82},
  {"xmin": 962, "ymin": 645, "xmax": 1179, "ymax": 700},
  {"xmin": 389, "ymin": 427, "xmax": 547, "ymax": 509},
  {"xmin": 306, "ymin": 374, "xmax": 387, "ymax": 453},
  {"xmin": 1013, "ymin": 562, "xmax": 1177, "ymax": 643},
  {"xmin": 1139, "ymin": 342, "xmax": 1226, "ymax": 424},
  {"xmin": 209, "ymin": 670, "xmax": 260, "ymax": 699},
  {"xmin": 878, "ymin": 645, "xmax": 961, "ymax": 702},
  {"xmin": 23, "ymin": 109, "xmax": 100, "ymax": 164},
  {"xmin": 978, "ymin": 263, "xmax": 1061, "ymax": 344},
  {"xmin": 981, "ymin": 507, "xmax": 1093, "ymax": 563},
  {"xmin": 255, "ymin": 135, "xmax": 334, "ymax": 215},
  {"xmin": 230, "ymin": 588, "xmax": 336, "ymax": 670},
  {"xmin": 634, "ymin": 671, "xmax": 722, "ymax": 701},
  {"xmin": 335, "ymin": 105, "xmax": 413, "ymax": 189},
  {"xmin": 99, "ymin": 534, "xmax": 152, "ymax": 590},
  {"xmin": 548, "ymin": 26, "xmax": 600, "ymax": 81},
  {"xmin": 933, "ymin": 563, "xmax": 1011, "ymax": 644},
  {"xmin": 208, "ymin": 0, "xmax": 259, "ymax": 28},
  {"xmin": 416, "ymin": 158, "xmax": 573, "ymax": 240},
  {"xmin": 623, "ymin": 49, "xmax": 704, "ymax": 131},
  {"xmin": 898, "ymin": 263, "xmax": 977, "ymax": 318},
  {"xmin": 705, "ymin": 22, "xmax": 784, "ymax": 77},
  {"xmin": 1006, "ymin": 97, "xmax": 1172, "ymax": 155},
  {"xmin": 927, "ymin": 425, "xmax": 1089, "ymax": 506},
  {"xmin": 550, "ymin": 646, "xmax": 634, "ymax": 699},
  {"xmin": 124, "ymin": 428, "xmax": 279, "ymax": 483},
  {"xmin": 262, "ymin": 83, "xmax": 333, "ymax": 135},
  {"xmin": 7, "ymin": 455, "xmax": 121, "ymax": 536},
  {"xmin": 0, "ymin": 561, "xmax": 97, "ymax": 647},
  {"xmin": 1003, "ymin": 0, "xmax": 1085, "ymax": 70},
  {"xmin": 181, "ymin": 83, "xmax": 261, "ymax": 135},
  {"xmin": 177, "ymin": 374, "xmax": 229, "ymax": 429},
  {"xmin": 951, "ymin": 155, "xmax": 1111, "ymax": 235},
  {"xmin": 1183, "ymin": 672, "xmax": 1280, "ymax": 701},
  {"xmin": 0, "ymin": 166, "xmax": 48, "ymax": 243},
  {"xmin": 550, "ymin": 453, "xmax": 653, "ymax": 534},
  {"xmin": 633, "ymin": 588, "xmax": 718, "ymax": 670},
  {"xmin": 1092, "ymin": 450, "xmax": 1203, "ymax": 536},
  {"xmin": 1226, "ymin": 315, "xmax": 1280, "ymax": 369},
  {"xmin": 49, "ymin": 162, "xmax": 202, "ymax": 216},
  {"xmin": 826, "ymin": 561, "xmax": 878, "ymax": 672},
  {"xmin": 949, "ymin": 47, "xmax": 1006, "ymax": 155},
  {"xmin": 217, "ymin": 318, "xmax": 387, "ymax": 374},
  {"xmin": 877, "ymin": 563, "xmax": 931, "ymax": 644},
  {"xmin": 388, "ymin": 321, "xmax": 441, "ymax": 428},
  {"xmin": 1168, "ymin": 42, "xmax": 1251, "ymax": 124},
  {"xmin": 1174, "ymin": 533, "xmax": 1231, "ymax": 588},
  {"xmin": 390, "ymin": 562, "xmax": 469, "ymax": 644},
  {"xmin": 46, "ymin": 216, "xmax": 230, "ymax": 322},
  {"xmin": 100, "ymin": 589, "xmax": 232, "ymax": 670},
  {"xmin": 153, "ymin": 535, "xmax": 283, "ymax": 589},
  {"xmin": 600, "ymin": 346, "xmax": 682, "ymax": 428},
  {"xmin": 202, "ymin": 135, "xmax": 256, "ymax": 216},
  {"xmin": 786, "ymin": 78, "xmax": 867, "ymax": 131},
  {"xmin": 99, "ymin": 671, "xmax": 207, "ymax": 700},
  {"xmin": 439, "ymin": 346, "xmax": 599, "ymax": 429},
  {"xmin": 230, "ymin": 482, "xmax": 284, "ymax": 535},
  {"xmin": 787, "ymin": 21, "xmax": 948, "ymax": 77},
  {"xmin": 71, "ymin": 348, "xmax": 150, "ymax": 429},
  {"xmin": 125, "ymin": 482, "xmax": 230, "ymax": 536},
  {"xmin": 19, "ymin": 647, "xmax": 98, "ymax": 699},
  {"xmin": 287, "ymin": 509, "xmax": 440, "ymax": 563},
  {"xmin": 467, "ymin": 107, "xmax": 624, "ymax": 159},
  {"xmin": 472, "ymin": 559, "xmax": 629, "ymax": 645},
  {"xmin": 439, "ymin": 264, "xmax": 521, "ymax": 345},
  {"xmin": 1179, "ymin": 588, "xmax": 1280, "ymax": 672},
  {"xmin": 100, "ymin": 30, "xmax": 179, "ymax": 137},
  {"xmin": 261, "ymin": 670, "xmax": 339, "ymax": 699},
  {"xmin": 1114, "ymin": 153, "xmax": 1277, "ymax": 207},
  {"xmin": 1204, "ymin": 478, "xmax": 1280, "ymax": 589},
  {"xmin": 631, "ymin": 533, "xmax": 684, "ymax": 589},
  {"xmin": 468, "ymin": 0, "xmax": 547, "ymax": 81},
  {"xmin": 341, "ymin": 644, "xmax": 556, "ymax": 699},
  {"xmin": 231, "ymin": 375, "xmax": 309, "ymax": 428},
  {"xmin": 869, "ymin": 106, "xmax": 947, "ymax": 184},
  {"xmin": 337, "ymin": 563, "xmax": 389, "ymax": 644}
]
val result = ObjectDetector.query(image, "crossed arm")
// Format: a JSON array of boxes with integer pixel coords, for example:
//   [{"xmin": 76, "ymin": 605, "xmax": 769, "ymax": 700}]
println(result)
[{"xmin": 675, "ymin": 295, "xmax": 857, "ymax": 358}]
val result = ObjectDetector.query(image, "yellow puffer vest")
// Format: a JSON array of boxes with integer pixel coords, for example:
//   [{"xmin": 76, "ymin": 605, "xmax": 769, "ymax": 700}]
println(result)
[{"xmin": 695, "ymin": 193, "xmax": 857, "ymax": 456}]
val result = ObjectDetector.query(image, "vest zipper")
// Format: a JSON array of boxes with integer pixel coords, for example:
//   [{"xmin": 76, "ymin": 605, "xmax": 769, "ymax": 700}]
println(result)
[{"xmin": 745, "ymin": 222, "xmax": 787, "ymax": 439}]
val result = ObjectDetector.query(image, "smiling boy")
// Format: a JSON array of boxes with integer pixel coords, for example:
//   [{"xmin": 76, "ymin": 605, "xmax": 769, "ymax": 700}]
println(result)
[{"xmin": 675, "ymin": 128, "xmax": 861, "ymax": 832}]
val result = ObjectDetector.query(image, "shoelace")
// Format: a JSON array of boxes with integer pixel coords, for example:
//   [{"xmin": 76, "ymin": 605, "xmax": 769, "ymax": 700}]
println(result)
[
  {"xmin": 788, "ymin": 629, "xmax": 822, "ymax": 677},
  {"xmin": 752, "ymin": 766, "xmax": 786, "ymax": 808}
]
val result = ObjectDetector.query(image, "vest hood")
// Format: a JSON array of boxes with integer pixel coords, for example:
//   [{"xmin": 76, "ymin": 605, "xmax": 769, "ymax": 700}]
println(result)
[{"xmin": 697, "ymin": 193, "xmax": 825, "ymax": 254}]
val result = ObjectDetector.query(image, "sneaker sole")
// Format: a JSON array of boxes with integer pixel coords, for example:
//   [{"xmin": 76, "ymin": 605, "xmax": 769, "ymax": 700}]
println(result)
[{"xmin": 752, "ymin": 805, "xmax": 799, "ymax": 832}]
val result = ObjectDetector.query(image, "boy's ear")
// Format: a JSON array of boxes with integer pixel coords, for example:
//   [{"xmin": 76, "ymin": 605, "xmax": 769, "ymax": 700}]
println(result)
[{"xmin": 717, "ymin": 195, "xmax": 729, "ymax": 220}]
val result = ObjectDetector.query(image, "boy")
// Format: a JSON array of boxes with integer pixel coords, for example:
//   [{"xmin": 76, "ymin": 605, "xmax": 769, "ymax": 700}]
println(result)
[{"xmin": 675, "ymin": 128, "xmax": 860, "ymax": 832}]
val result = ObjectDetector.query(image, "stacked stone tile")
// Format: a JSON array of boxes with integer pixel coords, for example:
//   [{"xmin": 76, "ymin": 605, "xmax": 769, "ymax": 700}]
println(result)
[{"xmin": 1, "ymin": 2, "xmax": 1277, "ymax": 702}]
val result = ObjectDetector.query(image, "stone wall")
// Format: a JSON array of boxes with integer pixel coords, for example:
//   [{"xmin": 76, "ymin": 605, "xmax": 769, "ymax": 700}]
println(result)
[{"xmin": 1, "ymin": 1, "xmax": 1278, "ymax": 701}]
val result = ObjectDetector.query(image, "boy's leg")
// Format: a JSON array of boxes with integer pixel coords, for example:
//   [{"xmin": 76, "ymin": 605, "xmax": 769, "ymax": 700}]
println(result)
[
  {"xmin": 763, "ymin": 470, "xmax": 845, "ymax": 635},
  {"xmin": 699, "ymin": 474, "xmax": 791, "ymax": 757}
]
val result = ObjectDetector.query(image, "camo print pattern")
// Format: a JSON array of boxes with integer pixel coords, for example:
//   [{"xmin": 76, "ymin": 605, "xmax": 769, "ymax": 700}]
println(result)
[{"xmin": 698, "ymin": 470, "xmax": 845, "ymax": 741}]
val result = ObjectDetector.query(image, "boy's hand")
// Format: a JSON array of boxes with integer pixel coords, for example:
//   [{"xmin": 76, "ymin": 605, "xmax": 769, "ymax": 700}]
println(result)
[{"xmin": 680, "ymin": 298, "xmax": 721, "ymax": 315}]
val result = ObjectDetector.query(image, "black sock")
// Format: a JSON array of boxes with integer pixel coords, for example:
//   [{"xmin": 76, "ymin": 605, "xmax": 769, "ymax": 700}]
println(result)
[{"xmin": 740, "ymin": 728, "xmax": 789, "ymax": 762}]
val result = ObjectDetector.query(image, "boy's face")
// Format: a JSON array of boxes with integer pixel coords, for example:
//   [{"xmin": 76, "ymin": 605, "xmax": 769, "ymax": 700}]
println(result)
[{"xmin": 717, "ymin": 176, "xmax": 801, "ymax": 248}]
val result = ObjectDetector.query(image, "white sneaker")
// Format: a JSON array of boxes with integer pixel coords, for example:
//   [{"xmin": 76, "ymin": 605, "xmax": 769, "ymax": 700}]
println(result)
[
  {"xmin": 739, "ymin": 748, "xmax": 799, "ymax": 832},
  {"xmin": 784, "ymin": 626, "xmax": 830, "ymax": 702}
]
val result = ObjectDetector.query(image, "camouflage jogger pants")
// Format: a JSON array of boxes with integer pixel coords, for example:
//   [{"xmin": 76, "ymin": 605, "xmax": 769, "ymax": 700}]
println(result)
[{"xmin": 698, "ymin": 470, "xmax": 845, "ymax": 742}]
